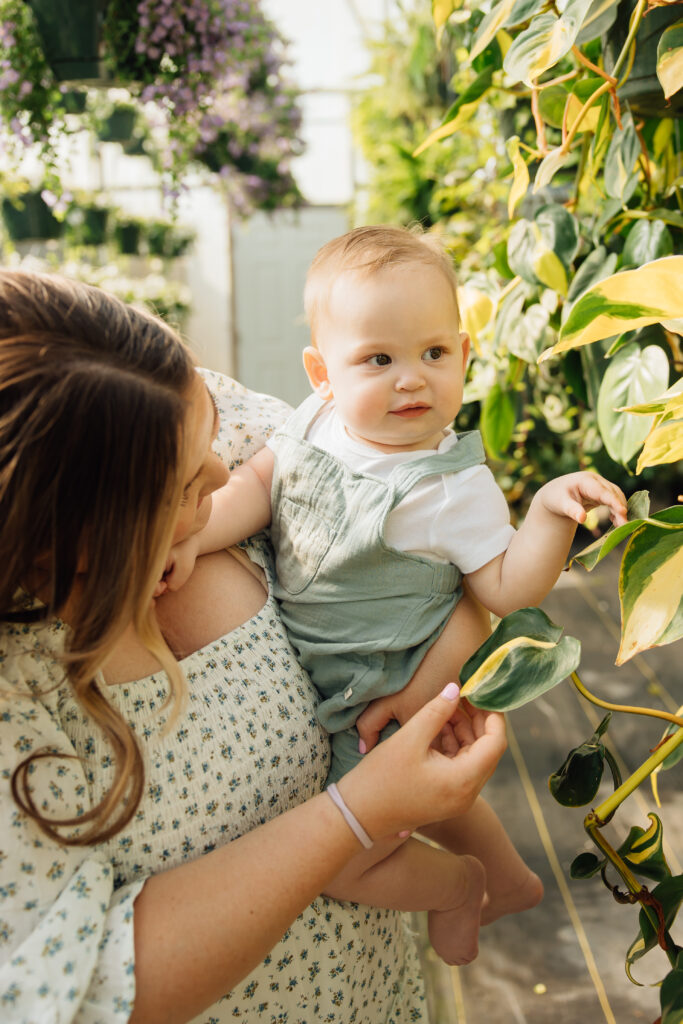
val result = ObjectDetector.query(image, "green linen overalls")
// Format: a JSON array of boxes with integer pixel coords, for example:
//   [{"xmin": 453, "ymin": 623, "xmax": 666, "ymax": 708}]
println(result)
[{"xmin": 269, "ymin": 394, "xmax": 487, "ymax": 783}]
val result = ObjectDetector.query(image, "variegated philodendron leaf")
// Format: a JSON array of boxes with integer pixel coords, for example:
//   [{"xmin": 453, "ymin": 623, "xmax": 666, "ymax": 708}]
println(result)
[
  {"xmin": 503, "ymin": 0, "xmax": 594, "ymax": 86},
  {"xmin": 617, "ymin": 506, "xmax": 683, "ymax": 664},
  {"xmin": 460, "ymin": 607, "xmax": 581, "ymax": 711},
  {"xmin": 539, "ymin": 256, "xmax": 683, "ymax": 360},
  {"xmin": 652, "ymin": 712, "xmax": 683, "ymax": 806},
  {"xmin": 617, "ymin": 813, "xmax": 672, "ymax": 883},
  {"xmin": 413, "ymin": 67, "xmax": 493, "ymax": 156},
  {"xmin": 469, "ymin": 0, "xmax": 517, "ymax": 62},
  {"xmin": 626, "ymin": 873, "xmax": 683, "ymax": 985},
  {"xmin": 657, "ymin": 20, "xmax": 683, "ymax": 100},
  {"xmin": 570, "ymin": 490, "xmax": 679, "ymax": 571},
  {"xmin": 596, "ymin": 342, "xmax": 671, "ymax": 465},
  {"xmin": 506, "ymin": 136, "xmax": 530, "ymax": 218}
]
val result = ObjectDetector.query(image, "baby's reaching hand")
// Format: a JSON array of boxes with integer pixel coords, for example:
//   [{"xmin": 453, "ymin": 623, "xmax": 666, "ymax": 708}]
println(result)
[{"xmin": 537, "ymin": 472, "xmax": 628, "ymax": 528}]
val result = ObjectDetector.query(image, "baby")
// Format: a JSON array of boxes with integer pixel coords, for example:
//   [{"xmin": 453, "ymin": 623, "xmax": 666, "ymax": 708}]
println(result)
[{"xmin": 169, "ymin": 225, "xmax": 627, "ymax": 966}]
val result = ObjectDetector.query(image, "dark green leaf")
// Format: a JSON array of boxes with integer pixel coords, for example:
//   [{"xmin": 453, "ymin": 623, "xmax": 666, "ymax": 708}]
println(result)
[
  {"xmin": 480, "ymin": 383, "xmax": 516, "ymax": 459},
  {"xmin": 661, "ymin": 950, "xmax": 683, "ymax": 1024},
  {"xmin": 570, "ymin": 851, "xmax": 605, "ymax": 878},
  {"xmin": 623, "ymin": 219, "xmax": 674, "ymax": 267}
]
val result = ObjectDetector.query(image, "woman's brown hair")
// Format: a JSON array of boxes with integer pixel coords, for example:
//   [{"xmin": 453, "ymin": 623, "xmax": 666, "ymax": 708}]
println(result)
[{"xmin": 0, "ymin": 270, "xmax": 196, "ymax": 845}]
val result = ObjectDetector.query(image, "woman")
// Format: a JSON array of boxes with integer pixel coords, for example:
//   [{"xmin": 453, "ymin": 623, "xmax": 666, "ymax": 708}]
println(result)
[{"xmin": 0, "ymin": 271, "xmax": 506, "ymax": 1024}]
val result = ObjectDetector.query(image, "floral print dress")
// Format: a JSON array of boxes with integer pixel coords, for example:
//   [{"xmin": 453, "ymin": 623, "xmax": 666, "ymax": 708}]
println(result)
[{"xmin": 0, "ymin": 373, "xmax": 427, "ymax": 1024}]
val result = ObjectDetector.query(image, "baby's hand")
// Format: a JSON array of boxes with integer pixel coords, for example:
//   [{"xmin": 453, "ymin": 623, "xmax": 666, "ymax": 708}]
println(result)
[
  {"xmin": 164, "ymin": 535, "xmax": 202, "ymax": 592},
  {"xmin": 538, "ymin": 472, "xmax": 628, "ymax": 527}
]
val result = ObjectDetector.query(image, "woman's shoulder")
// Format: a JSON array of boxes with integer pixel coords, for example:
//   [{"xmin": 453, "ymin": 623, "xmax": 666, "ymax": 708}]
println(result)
[{"xmin": 199, "ymin": 370, "xmax": 292, "ymax": 469}]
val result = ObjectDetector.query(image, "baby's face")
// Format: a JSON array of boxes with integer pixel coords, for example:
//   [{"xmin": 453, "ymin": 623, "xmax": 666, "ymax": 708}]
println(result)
[{"xmin": 314, "ymin": 263, "xmax": 469, "ymax": 452}]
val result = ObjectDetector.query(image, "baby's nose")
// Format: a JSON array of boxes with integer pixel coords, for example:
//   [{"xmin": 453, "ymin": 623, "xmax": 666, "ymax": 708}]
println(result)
[{"xmin": 396, "ymin": 368, "xmax": 426, "ymax": 390}]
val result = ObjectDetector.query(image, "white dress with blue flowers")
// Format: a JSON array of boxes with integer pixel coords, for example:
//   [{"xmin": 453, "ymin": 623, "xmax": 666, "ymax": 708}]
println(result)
[{"xmin": 0, "ymin": 373, "xmax": 427, "ymax": 1024}]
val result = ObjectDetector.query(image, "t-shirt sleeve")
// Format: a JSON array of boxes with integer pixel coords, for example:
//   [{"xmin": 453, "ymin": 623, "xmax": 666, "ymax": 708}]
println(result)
[
  {"xmin": 430, "ymin": 464, "xmax": 516, "ymax": 575},
  {"xmin": 0, "ymin": 686, "xmax": 145, "ymax": 1022}
]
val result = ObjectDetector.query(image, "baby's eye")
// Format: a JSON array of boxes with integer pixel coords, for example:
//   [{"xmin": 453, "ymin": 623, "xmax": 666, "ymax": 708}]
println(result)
[
  {"xmin": 423, "ymin": 346, "xmax": 444, "ymax": 362},
  {"xmin": 368, "ymin": 353, "xmax": 391, "ymax": 366}
]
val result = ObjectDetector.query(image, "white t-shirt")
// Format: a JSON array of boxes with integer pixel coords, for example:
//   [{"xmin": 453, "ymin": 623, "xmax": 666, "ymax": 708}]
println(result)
[{"xmin": 272, "ymin": 402, "xmax": 515, "ymax": 576}]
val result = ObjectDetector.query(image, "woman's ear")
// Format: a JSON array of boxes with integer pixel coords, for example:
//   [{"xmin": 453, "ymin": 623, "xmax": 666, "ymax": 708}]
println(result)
[{"xmin": 303, "ymin": 346, "xmax": 333, "ymax": 400}]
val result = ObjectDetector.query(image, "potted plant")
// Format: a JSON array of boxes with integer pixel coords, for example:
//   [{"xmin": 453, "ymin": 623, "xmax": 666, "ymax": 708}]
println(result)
[
  {"xmin": 1, "ymin": 185, "xmax": 63, "ymax": 242},
  {"xmin": 146, "ymin": 219, "xmax": 194, "ymax": 259},
  {"xmin": 65, "ymin": 195, "xmax": 111, "ymax": 247},
  {"xmin": 113, "ymin": 215, "xmax": 144, "ymax": 256},
  {"xmin": 26, "ymin": 0, "xmax": 104, "ymax": 81},
  {"xmin": 95, "ymin": 100, "xmax": 138, "ymax": 143}
]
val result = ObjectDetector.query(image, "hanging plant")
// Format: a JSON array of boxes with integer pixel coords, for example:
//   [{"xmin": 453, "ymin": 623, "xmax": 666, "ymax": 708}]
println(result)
[
  {"xmin": 1, "ymin": 190, "xmax": 63, "ymax": 242},
  {"xmin": 0, "ymin": 0, "xmax": 304, "ymax": 213}
]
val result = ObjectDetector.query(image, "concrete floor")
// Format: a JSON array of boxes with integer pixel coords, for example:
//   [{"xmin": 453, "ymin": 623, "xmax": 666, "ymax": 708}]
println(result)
[{"xmin": 416, "ymin": 557, "xmax": 682, "ymax": 1024}]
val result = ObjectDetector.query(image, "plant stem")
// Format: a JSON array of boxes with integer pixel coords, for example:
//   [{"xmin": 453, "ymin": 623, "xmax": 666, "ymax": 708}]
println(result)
[
  {"xmin": 593, "ymin": 723, "xmax": 683, "ymax": 825},
  {"xmin": 571, "ymin": 672, "xmax": 683, "ymax": 730},
  {"xmin": 612, "ymin": 0, "xmax": 647, "ymax": 81}
]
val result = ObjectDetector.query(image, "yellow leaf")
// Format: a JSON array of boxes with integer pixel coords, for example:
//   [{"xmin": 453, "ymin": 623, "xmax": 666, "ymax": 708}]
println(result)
[
  {"xmin": 458, "ymin": 285, "xmax": 494, "ymax": 354},
  {"xmin": 616, "ymin": 542, "xmax": 683, "ymax": 664},
  {"xmin": 413, "ymin": 101, "xmax": 480, "ymax": 157},
  {"xmin": 533, "ymin": 147, "xmax": 569, "ymax": 193},
  {"xmin": 506, "ymin": 136, "xmax": 530, "ymax": 218},
  {"xmin": 566, "ymin": 92, "xmax": 600, "ymax": 133},
  {"xmin": 619, "ymin": 378, "xmax": 683, "ymax": 417},
  {"xmin": 635, "ymin": 417, "xmax": 683, "ymax": 473},
  {"xmin": 524, "ymin": 18, "xmax": 575, "ymax": 85},
  {"xmin": 532, "ymin": 243, "xmax": 568, "ymax": 295},
  {"xmin": 658, "ymin": 45, "xmax": 683, "ymax": 100},
  {"xmin": 470, "ymin": 0, "xmax": 516, "ymax": 62}
]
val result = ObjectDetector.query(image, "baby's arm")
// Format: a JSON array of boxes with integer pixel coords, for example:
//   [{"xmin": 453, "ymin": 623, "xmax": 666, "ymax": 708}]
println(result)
[
  {"xmin": 167, "ymin": 447, "xmax": 274, "ymax": 590},
  {"xmin": 465, "ymin": 471, "xmax": 627, "ymax": 617}
]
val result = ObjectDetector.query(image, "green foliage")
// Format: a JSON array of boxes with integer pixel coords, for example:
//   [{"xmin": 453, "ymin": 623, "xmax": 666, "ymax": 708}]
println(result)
[{"xmin": 549, "ymin": 713, "xmax": 617, "ymax": 807}]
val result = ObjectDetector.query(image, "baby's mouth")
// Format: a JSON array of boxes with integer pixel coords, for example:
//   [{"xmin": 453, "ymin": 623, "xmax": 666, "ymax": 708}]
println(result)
[{"xmin": 391, "ymin": 404, "xmax": 430, "ymax": 418}]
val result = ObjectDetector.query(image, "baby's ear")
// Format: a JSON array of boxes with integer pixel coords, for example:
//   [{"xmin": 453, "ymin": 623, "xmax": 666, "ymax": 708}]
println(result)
[
  {"xmin": 303, "ymin": 346, "xmax": 333, "ymax": 400},
  {"xmin": 459, "ymin": 331, "xmax": 471, "ymax": 370}
]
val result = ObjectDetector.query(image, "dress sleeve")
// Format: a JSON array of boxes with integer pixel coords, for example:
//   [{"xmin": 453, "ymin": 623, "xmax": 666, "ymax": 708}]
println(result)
[
  {"xmin": 0, "ymin": 686, "xmax": 145, "ymax": 1023},
  {"xmin": 430, "ymin": 464, "xmax": 516, "ymax": 575},
  {"xmin": 198, "ymin": 368, "xmax": 292, "ymax": 467}
]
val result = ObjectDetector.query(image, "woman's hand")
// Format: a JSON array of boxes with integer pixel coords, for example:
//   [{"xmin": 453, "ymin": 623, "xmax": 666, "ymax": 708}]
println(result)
[{"xmin": 341, "ymin": 683, "xmax": 506, "ymax": 841}]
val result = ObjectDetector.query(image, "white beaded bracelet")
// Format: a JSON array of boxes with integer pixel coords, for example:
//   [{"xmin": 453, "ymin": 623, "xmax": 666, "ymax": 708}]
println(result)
[{"xmin": 326, "ymin": 783, "xmax": 373, "ymax": 849}]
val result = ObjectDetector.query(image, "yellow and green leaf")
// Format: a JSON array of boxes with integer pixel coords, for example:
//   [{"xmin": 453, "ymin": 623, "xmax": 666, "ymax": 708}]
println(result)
[
  {"xmin": 469, "ymin": 0, "xmax": 516, "ymax": 62},
  {"xmin": 503, "ymin": 0, "xmax": 594, "ymax": 86},
  {"xmin": 457, "ymin": 283, "xmax": 494, "ymax": 353},
  {"xmin": 636, "ymin": 416, "xmax": 683, "ymax": 473},
  {"xmin": 619, "ymin": 377, "xmax": 683, "ymax": 419},
  {"xmin": 540, "ymin": 256, "xmax": 683, "ymax": 360},
  {"xmin": 507, "ymin": 136, "xmax": 530, "ymax": 218},
  {"xmin": 413, "ymin": 67, "xmax": 493, "ymax": 157},
  {"xmin": 657, "ymin": 20, "xmax": 683, "ymax": 100},
  {"xmin": 460, "ymin": 607, "xmax": 581, "ymax": 711},
  {"xmin": 626, "ymin": 874, "xmax": 683, "ymax": 984},
  {"xmin": 617, "ymin": 506, "xmax": 683, "ymax": 664},
  {"xmin": 617, "ymin": 813, "xmax": 672, "ymax": 882}
]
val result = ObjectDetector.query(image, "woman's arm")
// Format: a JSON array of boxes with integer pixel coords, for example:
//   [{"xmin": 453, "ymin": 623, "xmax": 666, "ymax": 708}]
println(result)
[{"xmin": 130, "ymin": 686, "xmax": 506, "ymax": 1024}]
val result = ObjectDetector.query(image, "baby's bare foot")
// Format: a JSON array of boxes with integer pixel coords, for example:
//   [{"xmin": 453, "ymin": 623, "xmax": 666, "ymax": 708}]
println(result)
[
  {"xmin": 428, "ymin": 855, "xmax": 487, "ymax": 966},
  {"xmin": 480, "ymin": 868, "xmax": 543, "ymax": 926}
]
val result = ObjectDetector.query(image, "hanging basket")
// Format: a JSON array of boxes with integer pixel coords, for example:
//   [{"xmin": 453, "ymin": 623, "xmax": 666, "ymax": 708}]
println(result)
[
  {"xmin": 1, "ymin": 192, "xmax": 63, "ymax": 241},
  {"xmin": 27, "ymin": 0, "xmax": 105, "ymax": 82},
  {"xmin": 114, "ymin": 219, "xmax": 142, "ymax": 255},
  {"xmin": 604, "ymin": 0, "xmax": 683, "ymax": 118},
  {"xmin": 97, "ymin": 105, "xmax": 137, "ymax": 143},
  {"xmin": 66, "ymin": 205, "xmax": 110, "ymax": 246}
]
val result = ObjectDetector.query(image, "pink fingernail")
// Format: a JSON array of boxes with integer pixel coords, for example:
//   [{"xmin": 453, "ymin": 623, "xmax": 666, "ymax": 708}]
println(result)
[
  {"xmin": 358, "ymin": 739, "xmax": 367, "ymax": 754},
  {"xmin": 441, "ymin": 682, "xmax": 459, "ymax": 701},
  {"xmin": 398, "ymin": 830, "xmax": 411, "ymax": 839}
]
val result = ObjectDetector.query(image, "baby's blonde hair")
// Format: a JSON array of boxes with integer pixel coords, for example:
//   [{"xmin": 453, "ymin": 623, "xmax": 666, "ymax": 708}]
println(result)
[{"xmin": 304, "ymin": 225, "xmax": 460, "ymax": 343}]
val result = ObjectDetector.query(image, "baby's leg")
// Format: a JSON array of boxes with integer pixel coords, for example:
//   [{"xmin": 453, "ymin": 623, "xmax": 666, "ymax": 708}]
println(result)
[
  {"xmin": 323, "ymin": 836, "xmax": 487, "ymax": 966},
  {"xmin": 419, "ymin": 799, "xmax": 543, "ymax": 925}
]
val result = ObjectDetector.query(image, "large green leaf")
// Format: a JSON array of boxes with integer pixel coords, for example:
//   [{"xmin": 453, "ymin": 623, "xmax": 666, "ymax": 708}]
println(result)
[
  {"xmin": 541, "ymin": 256, "xmax": 683, "ymax": 359},
  {"xmin": 504, "ymin": 1, "xmax": 594, "ymax": 85},
  {"xmin": 508, "ymin": 204, "xmax": 578, "ymax": 291},
  {"xmin": 626, "ymin": 874, "xmax": 683, "ymax": 984},
  {"xmin": 480, "ymin": 382, "xmax": 516, "ymax": 459},
  {"xmin": 460, "ymin": 607, "xmax": 581, "ymax": 711},
  {"xmin": 617, "ymin": 506, "xmax": 683, "ymax": 664},
  {"xmin": 623, "ymin": 219, "xmax": 674, "ymax": 267},
  {"xmin": 618, "ymin": 813, "xmax": 672, "ymax": 883},
  {"xmin": 549, "ymin": 714, "xmax": 612, "ymax": 807},
  {"xmin": 596, "ymin": 343, "xmax": 670, "ymax": 464},
  {"xmin": 661, "ymin": 951, "xmax": 683, "ymax": 1024},
  {"xmin": 657, "ymin": 20, "xmax": 683, "ymax": 100}
]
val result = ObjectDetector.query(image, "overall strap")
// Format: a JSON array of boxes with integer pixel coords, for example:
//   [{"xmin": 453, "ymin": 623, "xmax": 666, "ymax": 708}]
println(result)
[
  {"xmin": 389, "ymin": 430, "xmax": 486, "ymax": 508},
  {"xmin": 275, "ymin": 393, "xmax": 326, "ymax": 442}
]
